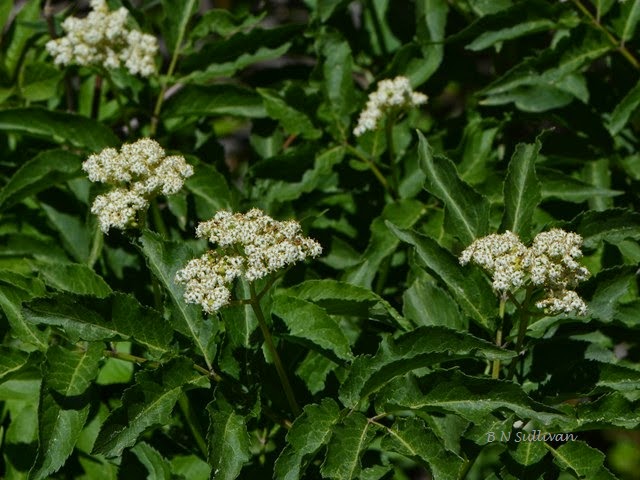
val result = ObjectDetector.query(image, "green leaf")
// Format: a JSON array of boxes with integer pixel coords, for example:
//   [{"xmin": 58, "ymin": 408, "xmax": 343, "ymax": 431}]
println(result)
[
  {"xmin": 550, "ymin": 441, "xmax": 606, "ymax": 478},
  {"xmin": 316, "ymin": 31, "xmax": 357, "ymax": 140},
  {"xmin": 0, "ymin": 108, "xmax": 119, "ymax": 151},
  {"xmin": 572, "ymin": 393, "xmax": 640, "ymax": 429},
  {"xmin": 418, "ymin": 132, "xmax": 489, "ymax": 244},
  {"xmin": 457, "ymin": 116, "xmax": 501, "ymax": 185},
  {"xmin": 0, "ymin": 150, "xmax": 81, "ymax": 211},
  {"xmin": 206, "ymin": 403, "xmax": 251, "ymax": 480},
  {"xmin": 30, "ymin": 343, "xmax": 102, "ymax": 480},
  {"xmin": 612, "ymin": 0, "xmax": 640, "ymax": 44},
  {"xmin": 0, "ymin": 346, "xmax": 29, "ymax": 380},
  {"xmin": 185, "ymin": 162, "xmax": 232, "ymax": 219},
  {"xmin": 257, "ymin": 88, "xmax": 321, "ymax": 139},
  {"xmin": 0, "ymin": 279, "xmax": 49, "ymax": 350},
  {"xmin": 23, "ymin": 293, "xmax": 173, "ymax": 356},
  {"xmin": 41, "ymin": 203, "xmax": 91, "ymax": 263},
  {"xmin": 339, "ymin": 326, "xmax": 514, "ymax": 408},
  {"xmin": 274, "ymin": 399, "xmax": 341, "ymax": 480},
  {"xmin": 345, "ymin": 199, "xmax": 425, "ymax": 289},
  {"xmin": 272, "ymin": 294, "xmax": 353, "ymax": 362},
  {"xmin": 295, "ymin": 351, "xmax": 335, "ymax": 394},
  {"xmin": 138, "ymin": 230, "xmax": 214, "ymax": 367},
  {"xmin": 30, "ymin": 260, "xmax": 112, "ymax": 297},
  {"xmin": 312, "ymin": 0, "xmax": 351, "ymax": 22},
  {"xmin": 320, "ymin": 412, "xmax": 375, "ymax": 480},
  {"xmin": 163, "ymin": 85, "xmax": 266, "ymax": 118},
  {"xmin": 131, "ymin": 442, "xmax": 172, "ymax": 480},
  {"xmin": 409, "ymin": 0, "xmax": 448, "ymax": 84},
  {"xmin": 608, "ymin": 79, "xmax": 640, "ymax": 135},
  {"xmin": 387, "ymin": 223, "xmax": 497, "ymax": 330},
  {"xmin": 500, "ymin": 140, "xmax": 541, "ymax": 241},
  {"xmin": 555, "ymin": 209, "xmax": 640, "ymax": 249},
  {"xmin": 19, "ymin": 62, "xmax": 64, "ymax": 102},
  {"xmin": 467, "ymin": 18, "xmax": 555, "ymax": 51},
  {"xmin": 93, "ymin": 358, "xmax": 206, "ymax": 457},
  {"xmin": 189, "ymin": 9, "xmax": 265, "ymax": 39},
  {"xmin": 376, "ymin": 369, "xmax": 566, "ymax": 426},
  {"xmin": 161, "ymin": 0, "xmax": 197, "ymax": 54},
  {"xmin": 402, "ymin": 270, "xmax": 466, "ymax": 330},
  {"xmin": 381, "ymin": 417, "xmax": 465, "ymax": 480},
  {"xmin": 539, "ymin": 172, "xmax": 622, "ymax": 203},
  {"xmin": 510, "ymin": 440, "xmax": 547, "ymax": 466},
  {"xmin": 282, "ymin": 279, "xmax": 408, "ymax": 330},
  {"xmin": 2, "ymin": 0, "xmax": 40, "ymax": 78}
]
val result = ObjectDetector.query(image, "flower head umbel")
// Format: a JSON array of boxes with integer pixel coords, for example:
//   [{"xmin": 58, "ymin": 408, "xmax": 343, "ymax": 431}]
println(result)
[
  {"xmin": 460, "ymin": 229, "xmax": 590, "ymax": 316},
  {"xmin": 83, "ymin": 138, "xmax": 193, "ymax": 233},
  {"xmin": 46, "ymin": 0, "xmax": 157, "ymax": 76},
  {"xmin": 353, "ymin": 76, "xmax": 428, "ymax": 136},
  {"xmin": 175, "ymin": 209, "xmax": 322, "ymax": 314}
]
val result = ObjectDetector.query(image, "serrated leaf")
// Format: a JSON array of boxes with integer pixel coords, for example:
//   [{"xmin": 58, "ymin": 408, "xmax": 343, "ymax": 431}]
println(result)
[
  {"xmin": 339, "ymin": 326, "xmax": 514, "ymax": 408},
  {"xmin": 30, "ymin": 260, "xmax": 112, "ymax": 297},
  {"xmin": 282, "ymin": 279, "xmax": 408, "ymax": 330},
  {"xmin": 41, "ymin": 203, "xmax": 91, "ymax": 263},
  {"xmin": 0, "ymin": 280, "xmax": 49, "ymax": 350},
  {"xmin": 612, "ymin": 0, "xmax": 640, "ymax": 44},
  {"xmin": 30, "ymin": 343, "xmax": 102, "ymax": 480},
  {"xmin": 274, "ymin": 399, "xmax": 341, "ymax": 480},
  {"xmin": 206, "ymin": 403, "xmax": 251, "ymax": 480},
  {"xmin": 387, "ymin": 223, "xmax": 497, "ymax": 330},
  {"xmin": 345, "ymin": 199, "xmax": 425, "ymax": 290},
  {"xmin": 138, "ymin": 230, "xmax": 214, "ymax": 367},
  {"xmin": 377, "ymin": 370, "xmax": 566, "ymax": 426},
  {"xmin": 161, "ymin": 0, "xmax": 197, "ymax": 54},
  {"xmin": 608, "ymin": 79, "xmax": 640, "ymax": 135},
  {"xmin": 0, "ymin": 150, "xmax": 81, "ymax": 211},
  {"xmin": 295, "ymin": 351, "xmax": 336, "ymax": 394},
  {"xmin": 23, "ymin": 293, "xmax": 173, "ymax": 356},
  {"xmin": 418, "ymin": 132, "xmax": 489, "ymax": 244},
  {"xmin": 550, "ymin": 441, "xmax": 606, "ymax": 478},
  {"xmin": 500, "ymin": 140, "xmax": 541, "ymax": 242},
  {"xmin": 163, "ymin": 84, "xmax": 266, "ymax": 118},
  {"xmin": 381, "ymin": 417, "xmax": 465, "ymax": 480},
  {"xmin": 0, "ymin": 346, "xmax": 29, "ymax": 380},
  {"xmin": 257, "ymin": 88, "xmax": 321, "ymax": 139},
  {"xmin": 272, "ymin": 294, "xmax": 352, "ymax": 362},
  {"xmin": 540, "ymin": 172, "xmax": 622, "ymax": 203},
  {"xmin": 320, "ymin": 412, "xmax": 375, "ymax": 480},
  {"xmin": 555, "ymin": 209, "xmax": 640, "ymax": 249},
  {"xmin": 93, "ymin": 358, "xmax": 205, "ymax": 457},
  {"xmin": 0, "ymin": 108, "xmax": 118, "ymax": 151},
  {"xmin": 185, "ymin": 162, "xmax": 232, "ymax": 219},
  {"xmin": 510, "ymin": 440, "xmax": 547, "ymax": 466},
  {"xmin": 131, "ymin": 442, "xmax": 172, "ymax": 480},
  {"xmin": 409, "ymin": 0, "xmax": 448, "ymax": 84},
  {"xmin": 572, "ymin": 392, "xmax": 640, "ymax": 429}
]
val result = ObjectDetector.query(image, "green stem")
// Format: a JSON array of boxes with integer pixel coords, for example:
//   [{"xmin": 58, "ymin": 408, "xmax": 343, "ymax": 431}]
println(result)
[
  {"xmin": 91, "ymin": 75, "xmax": 103, "ymax": 120},
  {"xmin": 492, "ymin": 295, "xmax": 506, "ymax": 379},
  {"xmin": 150, "ymin": 0, "xmax": 196, "ymax": 135},
  {"xmin": 150, "ymin": 198, "xmax": 168, "ymax": 237},
  {"xmin": 571, "ymin": 0, "xmax": 640, "ymax": 68},
  {"xmin": 87, "ymin": 225, "xmax": 103, "ymax": 269},
  {"xmin": 178, "ymin": 394, "xmax": 208, "ymax": 458},
  {"xmin": 385, "ymin": 115, "xmax": 399, "ymax": 195},
  {"xmin": 507, "ymin": 286, "xmax": 533, "ymax": 380},
  {"xmin": 345, "ymin": 144, "xmax": 397, "ymax": 199},
  {"xmin": 249, "ymin": 283, "xmax": 300, "ymax": 417}
]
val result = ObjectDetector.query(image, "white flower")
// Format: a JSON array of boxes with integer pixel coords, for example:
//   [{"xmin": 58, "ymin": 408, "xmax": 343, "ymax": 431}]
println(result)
[
  {"xmin": 83, "ymin": 138, "xmax": 193, "ymax": 233},
  {"xmin": 460, "ymin": 229, "xmax": 590, "ymax": 316},
  {"xmin": 176, "ymin": 209, "xmax": 322, "ymax": 313},
  {"xmin": 353, "ymin": 76, "xmax": 428, "ymax": 136},
  {"xmin": 91, "ymin": 188, "xmax": 148, "ymax": 233},
  {"xmin": 46, "ymin": 0, "xmax": 158, "ymax": 76}
]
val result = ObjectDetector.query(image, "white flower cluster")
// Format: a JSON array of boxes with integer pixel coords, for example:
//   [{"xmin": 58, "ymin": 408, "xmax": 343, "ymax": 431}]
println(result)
[
  {"xmin": 46, "ymin": 0, "xmax": 157, "ymax": 76},
  {"xmin": 83, "ymin": 138, "xmax": 193, "ymax": 233},
  {"xmin": 353, "ymin": 76, "xmax": 428, "ymax": 136},
  {"xmin": 460, "ymin": 229, "xmax": 590, "ymax": 316},
  {"xmin": 175, "ymin": 209, "xmax": 322, "ymax": 314}
]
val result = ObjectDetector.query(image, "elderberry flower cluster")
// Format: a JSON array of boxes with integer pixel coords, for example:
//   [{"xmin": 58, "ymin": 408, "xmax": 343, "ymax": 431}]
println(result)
[
  {"xmin": 46, "ymin": 0, "xmax": 157, "ymax": 76},
  {"xmin": 460, "ymin": 229, "xmax": 590, "ymax": 316},
  {"xmin": 175, "ymin": 209, "xmax": 322, "ymax": 314},
  {"xmin": 353, "ymin": 76, "xmax": 428, "ymax": 136},
  {"xmin": 83, "ymin": 138, "xmax": 193, "ymax": 233}
]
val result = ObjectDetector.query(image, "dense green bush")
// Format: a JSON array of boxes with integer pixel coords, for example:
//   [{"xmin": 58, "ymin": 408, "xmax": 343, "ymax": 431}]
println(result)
[{"xmin": 0, "ymin": 0, "xmax": 639, "ymax": 478}]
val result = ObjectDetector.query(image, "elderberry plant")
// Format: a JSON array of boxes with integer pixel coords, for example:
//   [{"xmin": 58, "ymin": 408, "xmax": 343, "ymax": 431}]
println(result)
[{"xmin": 0, "ymin": 1, "xmax": 639, "ymax": 480}]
